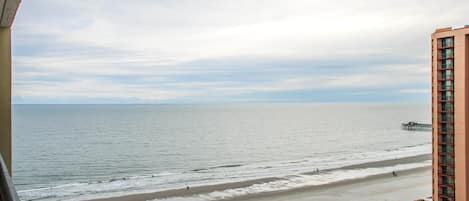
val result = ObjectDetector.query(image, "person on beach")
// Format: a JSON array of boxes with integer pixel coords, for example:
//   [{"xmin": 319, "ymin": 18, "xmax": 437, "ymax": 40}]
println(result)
[
  {"xmin": 186, "ymin": 186, "xmax": 190, "ymax": 190},
  {"xmin": 392, "ymin": 171, "xmax": 397, "ymax": 177}
]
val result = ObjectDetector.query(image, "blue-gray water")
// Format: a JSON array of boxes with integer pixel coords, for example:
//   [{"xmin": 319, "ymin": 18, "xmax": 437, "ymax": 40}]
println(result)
[{"xmin": 12, "ymin": 103, "xmax": 431, "ymax": 201}]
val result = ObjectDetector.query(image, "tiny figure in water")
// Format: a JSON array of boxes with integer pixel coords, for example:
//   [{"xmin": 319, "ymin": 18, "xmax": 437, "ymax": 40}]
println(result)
[
  {"xmin": 186, "ymin": 186, "xmax": 190, "ymax": 190},
  {"xmin": 392, "ymin": 171, "xmax": 397, "ymax": 177}
]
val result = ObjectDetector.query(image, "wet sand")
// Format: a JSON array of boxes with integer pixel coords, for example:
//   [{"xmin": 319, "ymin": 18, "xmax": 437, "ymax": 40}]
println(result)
[
  {"xmin": 88, "ymin": 154, "xmax": 431, "ymax": 201},
  {"xmin": 230, "ymin": 167, "xmax": 431, "ymax": 201}
]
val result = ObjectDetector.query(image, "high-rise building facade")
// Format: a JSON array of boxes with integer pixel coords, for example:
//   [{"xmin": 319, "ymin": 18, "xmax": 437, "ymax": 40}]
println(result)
[{"xmin": 432, "ymin": 26, "xmax": 469, "ymax": 201}]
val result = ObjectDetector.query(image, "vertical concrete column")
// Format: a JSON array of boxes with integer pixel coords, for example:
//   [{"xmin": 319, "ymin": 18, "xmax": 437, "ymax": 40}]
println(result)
[
  {"xmin": 431, "ymin": 37, "xmax": 439, "ymax": 201},
  {"xmin": 0, "ymin": 27, "xmax": 12, "ymax": 175},
  {"xmin": 454, "ymin": 32, "xmax": 468, "ymax": 201},
  {"xmin": 465, "ymin": 34, "xmax": 469, "ymax": 200}
]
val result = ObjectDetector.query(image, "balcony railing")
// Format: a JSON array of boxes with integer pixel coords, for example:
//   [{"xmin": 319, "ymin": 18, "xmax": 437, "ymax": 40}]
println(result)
[
  {"xmin": 438, "ymin": 75, "xmax": 454, "ymax": 80},
  {"xmin": 438, "ymin": 41, "xmax": 454, "ymax": 49},
  {"xmin": 439, "ymin": 128, "xmax": 454, "ymax": 134},
  {"xmin": 440, "ymin": 116, "xmax": 454, "ymax": 123},
  {"xmin": 439, "ymin": 188, "xmax": 455, "ymax": 196},
  {"xmin": 441, "ymin": 179, "xmax": 455, "ymax": 186},
  {"xmin": 439, "ymin": 131, "xmax": 454, "ymax": 135},
  {"xmin": 438, "ymin": 54, "xmax": 454, "ymax": 60},
  {"xmin": 0, "ymin": 154, "xmax": 20, "ymax": 201},
  {"xmin": 439, "ymin": 136, "xmax": 454, "ymax": 144},
  {"xmin": 439, "ymin": 167, "xmax": 455, "ymax": 176},
  {"xmin": 439, "ymin": 85, "xmax": 454, "ymax": 91},
  {"xmin": 439, "ymin": 192, "xmax": 455, "ymax": 199},
  {"xmin": 439, "ymin": 195, "xmax": 455, "ymax": 201},
  {"xmin": 440, "ymin": 156, "xmax": 455, "ymax": 165},
  {"xmin": 439, "ymin": 96, "xmax": 454, "ymax": 101},
  {"xmin": 439, "ymin": 171, "xmax": 455, "ymax": 176},
  {"xmin": 439, "ymin": 148, "xmax": 454, "ymax": 155},
  {"xmin": 439, "ymin": 104, "xmax": 454, "ymax": 112},
  {"xmin": 437, "ymin": 63, "xmax": 454, "ymax": 70},
  {"xmin": 440, "ymin": 118, "xmax": 454, "ymax": 122},
  {"xmin": 439, "ymin": 108, "xmax": 454, "ymax": 113}
]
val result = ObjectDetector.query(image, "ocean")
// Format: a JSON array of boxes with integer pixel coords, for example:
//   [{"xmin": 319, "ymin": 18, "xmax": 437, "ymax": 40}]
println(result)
[{"xmin": 12, "ymin": 103, "xmax": 431, "ymax": 201}]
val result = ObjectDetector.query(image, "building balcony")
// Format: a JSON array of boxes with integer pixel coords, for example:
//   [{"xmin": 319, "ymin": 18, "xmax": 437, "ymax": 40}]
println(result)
[
  {"xmin": 439, "ymin": 103, "xmax": 454, "ymax": 112},
  {"xmin": 438, "ymin": 114, "xmax": 454, "ymax": 122},
  {"xmin": 438, "ymin": 195, "xmax": 455, "ymax": 201},
  {"xmin": 438, "ymin": 181, "xmax": 454, "ymax": 187},
  {"xmin": 439, "ymin": 96, "xmax": 454, "ymax": 102},
  {"xmin": 439, "ymin": 157, "xmax": 455, "ymax": 165},
  {"xmin": 439, "ymin": 150, "xmax": 455, "ymax": 156},
  {"xmin": 439, "ymin": 136, "xmax": 454, "ymax": 144},
  {"xmin": 439, "ymin": 118, "xmax": 454, "ymax": 123},
  {"xmin": 439, "ymin": 193, "xmax": 455, "ymax": 200},
  {"xmin": 438, "ymin": 54, "xmax": 455, "ymax": 60},
  {"xmin": 438, "ymin": 86, "xmax": 454, "ymax": 91},
  {"xmin": 439, "ymin": 188, "xmax": 455, "ymax": 196},
  {"xmin": 437, "ymin": 67, "xmax": 454, "ymax": 71},
  {"xmin": 438, "ymin": 182, "xmax": 456, "ymax": 188},
  {"xmin": 438, "ymin": 170, "xmax": 455, "ymax": 176},
  {"xmin": 441, "ymin": 180, "xmax": 455, "ymax": 186},
  {"xmin": 438, "ymin": 107, "xmax": 454, "ymax": 113},
  {"xmin": 438, "ymin": 104, "xmax": 454, "ymax": 113},
  {"xmin": 438, "ymin": 75, "xmax": 454, "ymax": 81},
  {"xmin": 437, "ymin": 64, "xmax": 454, "ymax": 70},
  {"xmin": 438, "ymin": 45, "xmax": 454, "ymax": 49},
  {"xmin": 439, "ymin": 130, "xmax": 454, "ymax": 135},
  {"xmin": 438, "ymin": 142, "xmax": 454, "ymax": 146},
  {"xmin": 438, "ymin": 163, "xmax": 455, "ymax": 168},
  {"xmin": 438, "ymin": 42, "xmax": 454, "ymax": 49},
  {"xmin": 439, "ymin": 145, "xmax": 455, "ymax": 155}
]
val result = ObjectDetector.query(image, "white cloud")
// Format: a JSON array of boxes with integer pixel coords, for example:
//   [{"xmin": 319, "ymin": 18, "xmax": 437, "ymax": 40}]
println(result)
[
  {"xmin": 399, "ymin": 89, "xmax": 430, "ymax": 94},
  {"xmin": 11, "ymin": 0, "xmax": 467, "ymax": 102}
]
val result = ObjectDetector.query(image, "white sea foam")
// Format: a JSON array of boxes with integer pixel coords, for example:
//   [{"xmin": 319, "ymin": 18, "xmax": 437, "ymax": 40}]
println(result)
[
  {"xmin": 18, "ymin": 143, "xmax": 431, "ymax": 201},
  {"xmin": 150, "ymin": 161, "xmax": 431, "ymax": 201}
]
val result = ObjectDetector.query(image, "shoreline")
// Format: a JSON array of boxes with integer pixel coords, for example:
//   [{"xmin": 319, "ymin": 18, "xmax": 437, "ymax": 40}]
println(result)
[
  {"xmin": 228, "ymin": 166, "xmax": 430, "ymax": 201},
  {"xmin": 87, "ymin": 154, "xmax": 431, "ymax": 201}
]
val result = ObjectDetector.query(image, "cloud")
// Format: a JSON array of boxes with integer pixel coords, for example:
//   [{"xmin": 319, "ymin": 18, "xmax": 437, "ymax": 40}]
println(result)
[
  {"xmin": 12, "ymin": 0, "xmax": 468, "ymax": 103},
  {"xmin": 399, "ymin": 89, "xmax": 430, "ymax": 94}
]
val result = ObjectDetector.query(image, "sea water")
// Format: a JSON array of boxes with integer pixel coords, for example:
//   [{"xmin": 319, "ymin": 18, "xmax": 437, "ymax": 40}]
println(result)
[{"xmin": 12, "ymin": 103, "xmax": 431, "ymax": 201}]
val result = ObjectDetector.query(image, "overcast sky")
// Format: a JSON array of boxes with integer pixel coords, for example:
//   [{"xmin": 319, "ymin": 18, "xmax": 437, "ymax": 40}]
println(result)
[{"xmin": 11, "ymin": 0, "xmax": 469, "ymax": 103}]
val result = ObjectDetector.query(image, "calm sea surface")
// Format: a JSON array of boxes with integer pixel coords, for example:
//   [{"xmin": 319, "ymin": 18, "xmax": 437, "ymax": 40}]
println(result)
[{"xmin": 12, "ymin": 103, "xmax": 431, "ymax": 200}]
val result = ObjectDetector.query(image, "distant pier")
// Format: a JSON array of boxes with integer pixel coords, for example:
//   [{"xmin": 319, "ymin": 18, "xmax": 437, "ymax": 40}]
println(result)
[{"xmin": 401, "ymin": 122, "xmax": 432, "ymax": 131}]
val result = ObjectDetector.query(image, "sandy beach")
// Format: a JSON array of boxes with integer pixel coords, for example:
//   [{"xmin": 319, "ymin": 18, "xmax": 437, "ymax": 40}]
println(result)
[
  {"xmin": 87, "ymin": 154, "xmax": 431, "ymax": 201},
  {"xmin": 231, "ymin": 167, "xmax": 431, "ymax": 201}
]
